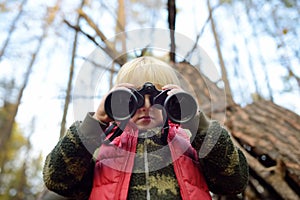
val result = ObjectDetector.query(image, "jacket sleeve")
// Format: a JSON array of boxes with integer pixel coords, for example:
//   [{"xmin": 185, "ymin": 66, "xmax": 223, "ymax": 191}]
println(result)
[
  {"xmin": 191, "ymin": 111, "xmax": 249, "ymax": 195},
  {"xmin": 43, "ymin": 113, "xmax": 106, "ymax": 200}
]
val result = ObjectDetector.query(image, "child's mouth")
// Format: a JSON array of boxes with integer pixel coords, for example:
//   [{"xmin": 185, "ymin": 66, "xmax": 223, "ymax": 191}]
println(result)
[{"xmin": 138, "ymin": 116, "xmax": 152, "ymax": 121}]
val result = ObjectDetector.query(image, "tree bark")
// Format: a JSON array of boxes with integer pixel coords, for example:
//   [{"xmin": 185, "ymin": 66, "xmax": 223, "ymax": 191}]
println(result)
[
  {"xmin": 174, "ymin": 62, "xmax": 300, "ymax": 200},
  {"xmin": 226, "ymin": 100, "xmax": 300, "ymax": 199}
]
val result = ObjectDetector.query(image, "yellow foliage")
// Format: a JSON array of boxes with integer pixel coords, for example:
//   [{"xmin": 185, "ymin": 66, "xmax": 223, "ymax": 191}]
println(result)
[
  {"xmin": 0, "ymin": 106, "xmax": 27, "ymax": 170},
  {"xmin": 282, "ymin": 28, "xmax": 289, "ymax": 35}
]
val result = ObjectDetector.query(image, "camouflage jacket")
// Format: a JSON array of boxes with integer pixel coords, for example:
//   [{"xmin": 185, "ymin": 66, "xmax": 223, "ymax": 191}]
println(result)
[{"xmin": 43, "ymin": 112, "xmax": 249, "ymax": 199}]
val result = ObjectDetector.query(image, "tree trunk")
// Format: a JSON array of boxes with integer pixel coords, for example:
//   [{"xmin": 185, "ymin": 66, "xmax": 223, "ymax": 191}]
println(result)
[
  {"xmin": 59, "ymin": 0, "xmax": 84, "ymax": 138},
  {"xmin": 207, "ymin": 0, "xmax": 234, "ymax": 106},
  {"xmin": 0, "ymin": 34, "xmax": 43, "ymax": 153},
  {"xmin": 226, "ymin": 101, "xmax": 300, "ymax": 200},
  {"xmin": 167, "ymin": 0, "xmax": 176, "ymax": 62}
]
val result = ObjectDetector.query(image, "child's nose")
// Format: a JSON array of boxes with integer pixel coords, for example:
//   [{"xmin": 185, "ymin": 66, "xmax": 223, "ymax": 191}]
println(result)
[{"xmin": 143, "ymin": 95, "xmax": 151, "ymax": 108}]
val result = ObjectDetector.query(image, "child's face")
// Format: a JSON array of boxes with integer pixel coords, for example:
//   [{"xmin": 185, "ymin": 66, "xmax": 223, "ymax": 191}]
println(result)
[{"xmin": 129, "ymin": 94, "xmax": 164, "ymax": 130}]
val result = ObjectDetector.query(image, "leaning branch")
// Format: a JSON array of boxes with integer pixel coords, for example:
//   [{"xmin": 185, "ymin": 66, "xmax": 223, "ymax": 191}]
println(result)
[
  {"xmin": 77, "ymin": 9, "xmax": 126, "ymax": 66},
  {"xmin": 64, "ymin": 19, "xmax": 125, "ymax": 66}
]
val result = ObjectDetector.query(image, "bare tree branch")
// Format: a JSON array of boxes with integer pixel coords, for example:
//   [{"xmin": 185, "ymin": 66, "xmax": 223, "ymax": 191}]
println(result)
[
  {"xmin": 184, "ymin": 4, "xmax": 220, "ymax": 61},
  {"xmin": 0, "ymin": 0, "xmax": 28, "ymax": 62},
  {"xmin": 77, "ymin": 9, "xmax": 126, "ymax": 65},
  {"xmin": 63, "ymin": 19, "xmax": 126, "ymax": 66}
]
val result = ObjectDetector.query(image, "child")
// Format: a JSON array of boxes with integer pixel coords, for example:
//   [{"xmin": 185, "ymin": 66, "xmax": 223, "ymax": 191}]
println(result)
[{"xmin": 43, "ymin": 56, "xmax": 249, "ymax": 200}]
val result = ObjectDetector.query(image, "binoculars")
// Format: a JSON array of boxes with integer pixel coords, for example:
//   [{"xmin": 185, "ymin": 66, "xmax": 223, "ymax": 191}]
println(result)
[{"xmin": 104, "ymin": 82, "xmax": 197, "ymax": 123}]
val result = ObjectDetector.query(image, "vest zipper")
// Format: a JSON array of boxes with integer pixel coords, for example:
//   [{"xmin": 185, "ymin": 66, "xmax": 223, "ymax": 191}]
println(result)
[{"xmin": 144, "ymin": 132, "xmax": 150, "ymax": 200}]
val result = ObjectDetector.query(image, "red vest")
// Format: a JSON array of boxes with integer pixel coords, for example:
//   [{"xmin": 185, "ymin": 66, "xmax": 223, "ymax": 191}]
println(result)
[{"xmin": 89, "ymin": 122, "xmax": 211, "ymax": 200}]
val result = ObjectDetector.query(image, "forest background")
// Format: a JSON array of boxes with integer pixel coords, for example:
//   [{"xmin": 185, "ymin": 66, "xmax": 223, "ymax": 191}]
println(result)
[{"xmin": 0, "ymin": 0, "xmax": 299, "ymax": 199}]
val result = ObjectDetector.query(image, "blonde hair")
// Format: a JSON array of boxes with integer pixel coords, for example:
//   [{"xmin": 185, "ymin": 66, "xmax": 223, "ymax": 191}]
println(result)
[{"xmin": 115, "ymin": 56, "xmax": 180, "ymax": 88}]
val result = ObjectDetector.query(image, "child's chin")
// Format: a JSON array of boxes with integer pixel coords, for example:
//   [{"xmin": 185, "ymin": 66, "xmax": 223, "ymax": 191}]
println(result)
[{"xmin": 136, "ymin": 123, "xmax": 155, "ymax": 130}]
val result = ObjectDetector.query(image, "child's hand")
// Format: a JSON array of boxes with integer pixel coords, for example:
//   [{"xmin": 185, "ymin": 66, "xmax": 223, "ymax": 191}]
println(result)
[
  {"xmin": 162, "ymin": 84, "xmax": 184, "ymax": 96},
  {"xmin": 93, "ymin": 83, "xmax": 136, "ymax": 123}
]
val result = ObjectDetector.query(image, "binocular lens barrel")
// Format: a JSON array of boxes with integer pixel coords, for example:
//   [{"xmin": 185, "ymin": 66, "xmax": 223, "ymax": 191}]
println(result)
[
  {"xmin": 104, "ymin": 89, "xmax": 138, "ymax": 121},
  {"xmin": 105, "ymin": 87, "xmax": 197, "ymax": 123},
  {"xmin": 164, "ymin": 92, "xmax": 198, "ymax": 123}
]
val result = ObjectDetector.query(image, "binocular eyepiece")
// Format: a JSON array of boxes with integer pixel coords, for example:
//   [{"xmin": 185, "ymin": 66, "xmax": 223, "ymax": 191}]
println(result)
[{"xmin": 104, "ymin": 82, "xmax": 197, "ymax": 123}]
